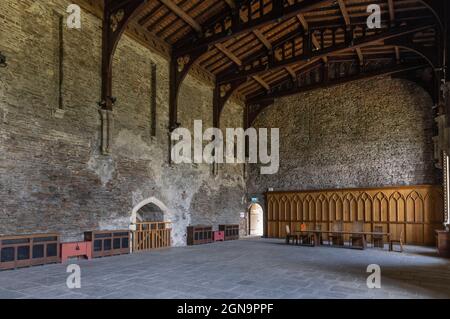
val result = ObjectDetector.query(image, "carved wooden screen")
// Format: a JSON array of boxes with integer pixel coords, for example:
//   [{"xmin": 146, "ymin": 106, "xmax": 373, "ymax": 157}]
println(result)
[{"xmin": 266, "ymin": 185, "xmax": 444, "ymax": 245}]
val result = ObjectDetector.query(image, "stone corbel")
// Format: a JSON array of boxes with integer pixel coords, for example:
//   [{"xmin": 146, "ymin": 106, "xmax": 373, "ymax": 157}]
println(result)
[
  {"xmin": 52, "ymin": 108, "xmax": 66, "ymax": 119},
  {"xmin": 99, "ymin": 108, "xmax": 114, "ymax": 155}
]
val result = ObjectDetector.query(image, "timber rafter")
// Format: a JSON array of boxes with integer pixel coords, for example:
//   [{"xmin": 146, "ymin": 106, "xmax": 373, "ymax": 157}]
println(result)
[
  {"xmin": 92, "ymin": 0, "xmax": 447, "ymax": 136},
  {"xmin": 218, "ymin": 21, "xmax": 437, "ymax": 83},
  {"xmin": 100, "ymin": 0, "xmax": 148, "ymax": 111}
]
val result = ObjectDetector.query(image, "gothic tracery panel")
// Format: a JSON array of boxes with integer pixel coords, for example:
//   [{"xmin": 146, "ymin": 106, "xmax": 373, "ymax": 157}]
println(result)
[{"xmin": 266, "ymin": 185, "xmax": 443, "ymax": 245}]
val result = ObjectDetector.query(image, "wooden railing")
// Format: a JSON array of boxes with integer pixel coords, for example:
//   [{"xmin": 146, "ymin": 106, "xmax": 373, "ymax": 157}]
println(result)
[
  {"xmin": 266, "ymin": 185, "xmax": 444, "ymax": 246},
  {"xmin": 132, "ymin": 222, "xmax": 172, "ymax": 252}
]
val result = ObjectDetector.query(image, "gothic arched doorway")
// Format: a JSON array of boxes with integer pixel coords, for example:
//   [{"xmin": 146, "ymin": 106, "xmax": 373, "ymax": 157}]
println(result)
[
  {"xmin": 130, "ymin": 197, "xmax": 169, "ymax": 227},
  {"xmin": 248, "ymin": 203, "xmax": 264, "ymax": 236},
  {"xmin": 136, "ymin": 202, "xmax": 164, "ymax": 222},
  {"xmin": 130, "ymin": 197, "xmax": 172, "ymax": 252}
]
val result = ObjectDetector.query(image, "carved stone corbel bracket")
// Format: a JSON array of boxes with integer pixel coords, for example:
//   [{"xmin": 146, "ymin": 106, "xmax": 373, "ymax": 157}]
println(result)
[
  {"xmin": 169, "ymin": 46, "xmax": 208, "ymax": 132},
  {"xmin": 52, "ymin": 108, "xmax": 66, "ymax": 119},
  {"xmin": 176, "ymin": 55, "xmax": 191, "ymax": 73},
  {"xmin": 213, "ymin": 78, "xmax": 247, "ymax": 129},
  {"xmin": 101, "ymin": 0, "xmax": 147, "ymax": 111},
  {"xmin": 110, "ymin": 9, "xmax": 125, "ymax": 33},
  {"xmin": 245, "ymin": 99, "xmax": 275, "ymax": 129}
]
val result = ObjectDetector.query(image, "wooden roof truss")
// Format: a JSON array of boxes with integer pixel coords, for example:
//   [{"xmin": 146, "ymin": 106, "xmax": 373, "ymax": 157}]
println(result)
[{"xmin": 94, "ymin": 0, "xmax": 447, "ymax": 136}]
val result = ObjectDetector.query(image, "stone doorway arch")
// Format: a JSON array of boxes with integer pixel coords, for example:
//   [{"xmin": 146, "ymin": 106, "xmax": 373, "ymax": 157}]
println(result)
[
  {"xmin": 130, "ymin": 197, "xmax": 169, "ymax": 231},
  {"xmin": 130, "ymin": 197, "xmax": 172, "ymax": 252},
  {"xmin": 248, "ymin": 203, "xmax": 264, "ymax": 236}
]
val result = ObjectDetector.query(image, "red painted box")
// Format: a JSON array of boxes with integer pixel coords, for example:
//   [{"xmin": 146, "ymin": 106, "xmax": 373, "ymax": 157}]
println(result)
[
  {"xmin": 61, "ymin": 241, "xmax": 92, "ymax": 263},
  {"xmin": 213, "ymin": 231, "xmax": 225, "ymax": 242}
]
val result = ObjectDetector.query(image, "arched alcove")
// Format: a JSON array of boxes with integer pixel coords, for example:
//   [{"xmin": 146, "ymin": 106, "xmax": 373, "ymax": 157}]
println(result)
[
  {"xmin": 137, "ymin": 202, "xmax": 164, "ymax": 222},
  {"xmin": 130, "ymin": 197, "xmax": 169, "ymax": 230}
]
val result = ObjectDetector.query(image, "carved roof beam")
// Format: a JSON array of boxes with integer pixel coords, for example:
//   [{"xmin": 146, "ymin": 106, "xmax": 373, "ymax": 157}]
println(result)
[{"xmin": 218, "ymin": 22, "xmax": 436, "ymax": 84}]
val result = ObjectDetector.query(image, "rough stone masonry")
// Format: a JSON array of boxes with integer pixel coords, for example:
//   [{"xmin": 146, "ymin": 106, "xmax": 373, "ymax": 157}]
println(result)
[
  {"xmin": 247, "ymin": 77, "xmax": 441, "ymax": 199},
  {"xmin": 0, "ymin": 0, "xmax": 442, "ymax": 244},
  {"xmin": 0, "ymin": 0, "xmax": 246, "ymax": 245}
]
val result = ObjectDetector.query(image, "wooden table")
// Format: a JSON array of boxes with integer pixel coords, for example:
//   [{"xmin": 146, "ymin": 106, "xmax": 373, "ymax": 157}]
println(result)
[{"xmin": 293, "ymin": 230, "xmax": 391, "ymax": 250}]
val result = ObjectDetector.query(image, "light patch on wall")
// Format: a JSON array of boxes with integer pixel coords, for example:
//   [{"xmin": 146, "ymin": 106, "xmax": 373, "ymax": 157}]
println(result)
[
  {"xmin": 132, "ymin": 190, "xmax": 145, "ymax": 210},
  {"xmin": 152, "ymin": 167, "xmax": 209, "ymax": 211},
  {"xmin": 25, "ymin": 1, "xmax": 47, "ymax": 15},
  {"xmin": 115, "ymin": 129, "xmax": 163, "ymax": 162},
  {"xmin": 98, "ymin": 216, "xmax": 129, "ymax": 230},
  {"xmin": 131, "ymin": 189, "xmax": 193, "ymax": 247},
  {"xmin": 48, "ymin": 129, "xmax": 88, "ymax": 146},
  {"xmin": 130, "ymin": 140, "xmax": 213, "ymax": 215},
  {"xmin": 87, "ymin": 155, "xmax": 115, "ymax": 187}
]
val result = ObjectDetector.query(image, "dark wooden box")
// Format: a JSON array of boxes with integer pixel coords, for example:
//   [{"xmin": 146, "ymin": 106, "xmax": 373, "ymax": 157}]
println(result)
[
  {"xmin": 219, "ymin": 224, "xmax": 239, "ymax": 241},
  {"xmin": 84, "ymin": 230, "xmax": 130, "ymax": 258},
  {"xmin": 0, "ymin": 233, "xmax": 60, "ymax": 270},
  {"xmin": 187, "ymin": 226, "xmax": 213, "ymax": 245}
]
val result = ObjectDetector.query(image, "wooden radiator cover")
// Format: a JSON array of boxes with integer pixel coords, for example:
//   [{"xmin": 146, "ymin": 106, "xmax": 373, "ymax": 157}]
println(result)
[{"xmin": 265, "ymin": 185, "xmax": 444, "ymax": 246}]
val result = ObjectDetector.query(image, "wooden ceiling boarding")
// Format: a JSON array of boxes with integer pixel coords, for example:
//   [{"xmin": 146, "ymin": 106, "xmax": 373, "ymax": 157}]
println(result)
[{"xmin": 76, "ymin": 0, "xmax": 447, "ymax": 133}]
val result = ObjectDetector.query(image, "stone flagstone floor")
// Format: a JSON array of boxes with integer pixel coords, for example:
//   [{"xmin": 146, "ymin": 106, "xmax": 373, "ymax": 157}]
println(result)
[{"xmin": 0, "ymin": 238, "xmax": 449, "ymax": 299}]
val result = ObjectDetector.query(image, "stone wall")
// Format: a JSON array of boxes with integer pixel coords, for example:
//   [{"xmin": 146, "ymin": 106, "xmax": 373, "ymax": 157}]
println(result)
[
  {"xmin": 247, "ymin": 77, "xmax": 441, "ymax": 197},
  {"xmin": 0, "ymin": 0, "xmax": 246, "ymax": 245},
  {"xmin": 1, "ymin": 1, "xmax": 441, "ymax": 245}
]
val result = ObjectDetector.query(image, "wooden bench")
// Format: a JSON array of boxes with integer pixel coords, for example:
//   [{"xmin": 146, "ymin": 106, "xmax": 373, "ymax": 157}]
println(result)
[
  {"xmin": 84, "ymin": 230, "xmax": 130, "ymax": 258},
  {"xmin": 0, "ymin": 233, "xmax": 60, "ymax": 270},
  {"xmin": 219, "ymin": 224, "xmax": 239, "ymax": 241}
]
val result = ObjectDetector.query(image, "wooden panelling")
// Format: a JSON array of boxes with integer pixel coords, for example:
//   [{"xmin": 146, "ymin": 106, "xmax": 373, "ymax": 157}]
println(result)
[
  {"xmin": 0, "ymin": 234, "xmax": 60, "ymax": 270},
  {"xmin": 133, "ymin": 222, "xmax": 172, "ymax": 251},
  {"xmin": 266, "ymin": 185, "xmax": 444, "ymax": 246},
  {"xmin": 187, "ymin": 225, "xmax": 213, "ymax": 245},
  {"xmin": 84, "ymin": 230, "xmax": 130, "ymax": 258},
  {"xmin": 218, "ymin": 224, "xmax": 240, "ymax": 241}
]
